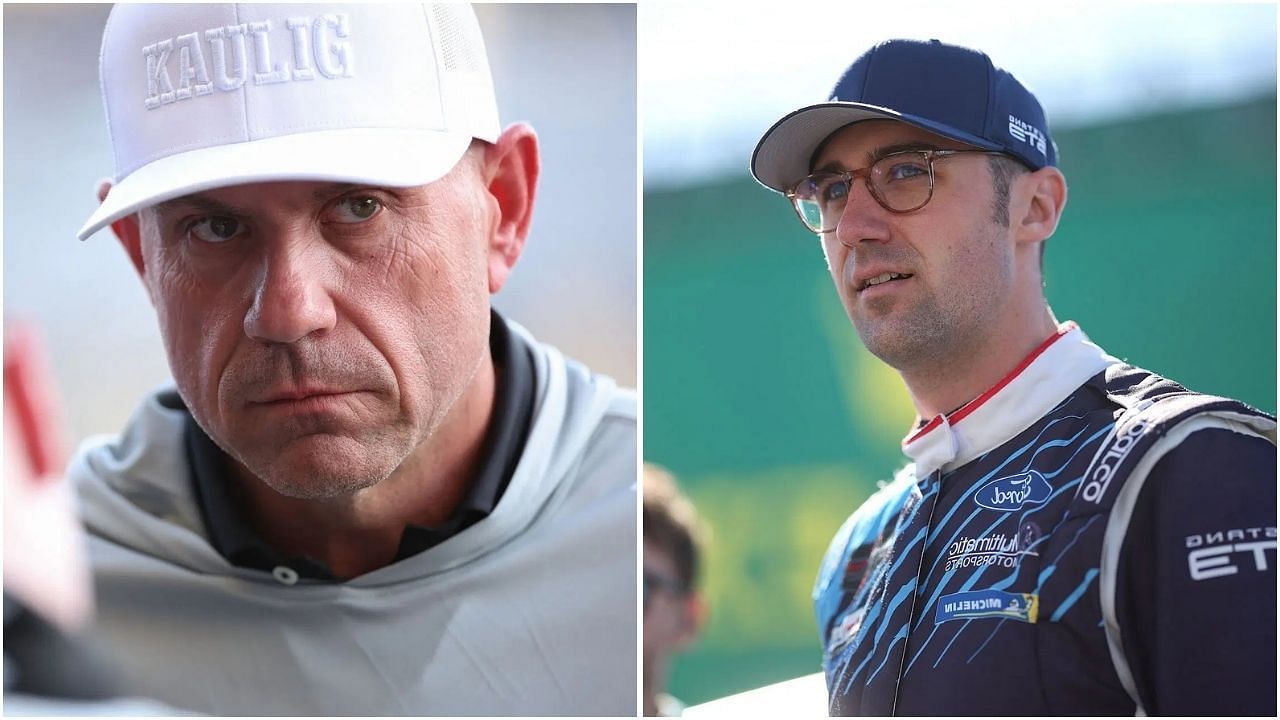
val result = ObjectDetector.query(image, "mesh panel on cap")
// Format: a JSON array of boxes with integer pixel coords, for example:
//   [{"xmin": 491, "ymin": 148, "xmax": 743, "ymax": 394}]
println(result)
[{"xmin": 431, "ymin": 3, "xmax": 484, "ymax": 72}]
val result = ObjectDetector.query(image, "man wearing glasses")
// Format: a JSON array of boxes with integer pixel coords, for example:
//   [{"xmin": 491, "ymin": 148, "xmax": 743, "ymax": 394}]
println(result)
[
  {"xmin": 751, "ymin": 39, "xmax": 1275, "ymax": 715},
  {"xmin": 642, "ymin": 463, "xmax": 707, "ymax": 717}
]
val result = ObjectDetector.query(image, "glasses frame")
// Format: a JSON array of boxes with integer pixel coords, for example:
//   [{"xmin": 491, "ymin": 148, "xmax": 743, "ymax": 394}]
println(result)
[{"xmin": 785, "ymin": 149, "xmax": 1010, "ymax": 234}]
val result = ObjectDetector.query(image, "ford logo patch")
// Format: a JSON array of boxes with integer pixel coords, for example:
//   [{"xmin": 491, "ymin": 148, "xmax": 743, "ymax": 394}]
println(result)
[{"xmin": 974, "ymin": 471, "xmax": 1052, "ymax": 511}]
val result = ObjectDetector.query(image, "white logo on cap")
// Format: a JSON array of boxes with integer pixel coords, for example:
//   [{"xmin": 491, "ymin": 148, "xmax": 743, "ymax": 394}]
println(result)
[
  {"xmin": 143, "ymin": 14, "xmax": 354, "ymax": 110},
  {"xmin": 1007, "ymin": 115, "xmax": 1046, "ymax": 158}
]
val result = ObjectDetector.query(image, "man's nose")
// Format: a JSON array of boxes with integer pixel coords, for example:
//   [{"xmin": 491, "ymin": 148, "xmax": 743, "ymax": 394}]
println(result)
[
  {"xmin": 242, "ymin": 233, "xmax": 337, "ymax": 344},
  {"xmin": 833, "ymin": 177, "xmax": 891, "ymax": 246}
]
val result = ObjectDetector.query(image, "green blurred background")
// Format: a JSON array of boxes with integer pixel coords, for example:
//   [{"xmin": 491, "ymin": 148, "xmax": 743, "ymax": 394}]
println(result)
[{"xmin": 644, "ymin": 95, "xmax": 1277, "ymax": 705}]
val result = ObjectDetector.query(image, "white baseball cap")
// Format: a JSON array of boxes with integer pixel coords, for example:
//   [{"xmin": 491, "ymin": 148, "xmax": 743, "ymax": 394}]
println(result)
[{"xmin": 78, "ymin": 3, "xmax": 500, "ymax": 240}]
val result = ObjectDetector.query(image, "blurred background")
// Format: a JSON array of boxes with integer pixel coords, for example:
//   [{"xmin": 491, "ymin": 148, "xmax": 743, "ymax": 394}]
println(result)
[
  {"xmin": 642, "ymin": 1, "xmax": 1277, "ymax": 707},
  {"xmin": 3, "ymin": 3, "xmax": 637, "ymax": 445}
]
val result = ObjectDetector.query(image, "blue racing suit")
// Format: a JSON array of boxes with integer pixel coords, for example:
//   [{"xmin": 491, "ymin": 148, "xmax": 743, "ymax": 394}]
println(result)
[{"xmin": 815, "ymin": 324, "xmax": 1277, "ymax": 715}]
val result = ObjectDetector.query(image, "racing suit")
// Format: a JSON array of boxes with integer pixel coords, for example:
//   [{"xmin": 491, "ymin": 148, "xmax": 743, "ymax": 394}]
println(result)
[{"xmin": 815, "ymin": 323, "xmax": 1276, "ymax": 715}]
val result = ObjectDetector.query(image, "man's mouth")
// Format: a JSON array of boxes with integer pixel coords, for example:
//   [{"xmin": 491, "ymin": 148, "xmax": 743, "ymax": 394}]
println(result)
[
  {"xmin": 860, "ymin": 272, "xmax": 914, "ymax": 291},
  {"xmin": 251, "ymin": 388, "xmax": 354, "ymax": 405}
]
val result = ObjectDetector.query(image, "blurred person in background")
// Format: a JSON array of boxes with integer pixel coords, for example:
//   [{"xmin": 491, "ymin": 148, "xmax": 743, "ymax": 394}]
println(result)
[
  {"xmin": 750, "ymin": 38, "xmax": 1276, "ymax": 715},
  {"xmin": 3, "ymin": 324, "xmax": 173, "ymax": 715},
  {"xmin": 643, "ymin": 464, "xmax": 708, "ymax": 717},
  {"xmin": 66, "ymin": 3, "xmax": 635, "ymax": 715}
]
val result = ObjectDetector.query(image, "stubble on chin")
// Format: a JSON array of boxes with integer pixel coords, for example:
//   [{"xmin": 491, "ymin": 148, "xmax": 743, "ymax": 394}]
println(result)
[
  {"xmin": 226, "ymin": 426, "xmax": 412, "ymax": 500},
  {"xmin": 184, "ymin": 389, "xmax": 409, "ymax": 502},
  {"xmin": 203, "ymin": 342, "xmax": 413, "ymax": 499},
  {"xmin": 850, "ymin": 292, "xmax": 953, "ymax": 372},
  {"xmin": 845, "ymin": 224, "xmax": 1011, "ymax": 375}
]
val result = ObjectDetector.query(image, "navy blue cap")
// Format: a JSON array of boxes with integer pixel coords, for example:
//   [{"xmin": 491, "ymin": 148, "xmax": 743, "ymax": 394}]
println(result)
[{"xmin": 751, "ymin": 39, "xmax": 1057, "ymax": 193}]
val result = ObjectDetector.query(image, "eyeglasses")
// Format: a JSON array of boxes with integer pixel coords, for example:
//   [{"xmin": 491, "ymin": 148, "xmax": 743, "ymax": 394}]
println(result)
[
  {"xmin": 643, "ymin": 570, "xmax": 688, "ymax": 610},
  {"xmin": 785, "ymin": 149, "xmax": 1008, "ymax": 234}
]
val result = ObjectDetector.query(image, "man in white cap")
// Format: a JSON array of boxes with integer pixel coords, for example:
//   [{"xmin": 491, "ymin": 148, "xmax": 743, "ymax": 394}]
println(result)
[
  {"xmin": 71, "ymin": 4, "xmax": 635, "ymax": 715},
  {"xmin": 751, "ymin": 38, "xmax": 1275, "ymax": 715}
]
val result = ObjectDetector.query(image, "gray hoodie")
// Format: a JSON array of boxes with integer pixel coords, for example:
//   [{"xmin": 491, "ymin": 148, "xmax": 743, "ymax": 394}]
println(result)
[{"xmin": 70, "ymin": 324, "xmax": 637, "ymax": 716}]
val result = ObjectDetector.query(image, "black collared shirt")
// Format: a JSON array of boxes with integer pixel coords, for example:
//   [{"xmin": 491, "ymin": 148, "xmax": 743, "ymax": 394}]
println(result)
[{"xmin": 186, "ymin": 311, "xmax": 536, "ymax": 582}]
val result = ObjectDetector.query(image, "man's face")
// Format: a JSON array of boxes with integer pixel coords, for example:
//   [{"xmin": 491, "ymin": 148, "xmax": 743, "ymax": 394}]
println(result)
[
  {"xmin": 136, "ymin": 157, "xmax": 495, "ymax": 499},
  {"xmin": 812, "ymin": 120, "xmax": 1016, "ymax": 371},
  {"xmin": 643, "ymin": 539, "xmax": 697, "ymax": 670}
]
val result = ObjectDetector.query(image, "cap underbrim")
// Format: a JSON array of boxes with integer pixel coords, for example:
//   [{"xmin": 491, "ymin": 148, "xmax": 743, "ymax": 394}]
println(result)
[
  {"xmin": 750, "ymin": 102, "xmax": 1003, "ymax": 194},
  {"xmin": 78, "ymin": 127, "xmax": 475, "ymax": 240}
]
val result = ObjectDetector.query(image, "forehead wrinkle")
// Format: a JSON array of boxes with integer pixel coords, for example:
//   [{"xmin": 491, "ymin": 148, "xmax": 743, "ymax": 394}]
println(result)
[
  {"xmin": 151, "ymin": 192, "xmax": 252, "ymax": 219},
  {"xmin": 310, "ymin": 182, "xmax": 364, "ymax": 202}
]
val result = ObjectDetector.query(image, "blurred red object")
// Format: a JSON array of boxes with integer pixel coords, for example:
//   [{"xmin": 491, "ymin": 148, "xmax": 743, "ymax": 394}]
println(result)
[{"xmin": 5, "ymin": 320, "xmax": 68, "ymax": 480}]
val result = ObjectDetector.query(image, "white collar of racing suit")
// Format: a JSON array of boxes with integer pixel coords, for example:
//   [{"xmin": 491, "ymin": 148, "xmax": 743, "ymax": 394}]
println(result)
[{"xmin": 901, "ymin": 322, "xmax": 1118, "ymax": 478}]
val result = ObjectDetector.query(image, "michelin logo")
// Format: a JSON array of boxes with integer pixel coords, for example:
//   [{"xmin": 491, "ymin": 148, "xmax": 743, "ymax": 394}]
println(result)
[
  {"xmin": 974, "ymin": 470, "xmax": 1052, "ymax": 511},
  {"xmin": 1008, "ymin": 115, "xmax": 1047, "ymax": 158},
  {"xmin": 936, "ymin": 589, "xmax": 1039, "ymax": 624}
]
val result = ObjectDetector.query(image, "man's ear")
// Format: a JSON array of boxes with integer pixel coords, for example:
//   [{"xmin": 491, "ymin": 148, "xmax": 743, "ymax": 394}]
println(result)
[
  {"xmin": 1012, "ymin": 166, "xmax": 1068, "ymax": 246},
  {"xmin": 675, "ymin": 591, "xmax": 707, "ymax": 649},
  {"xmin": 480, "ymin": 124, "xmax": 540, "ymax": 294},
  {"xmin": 98, "ymin": 181, "xmax": 146, "ymax": 279}
]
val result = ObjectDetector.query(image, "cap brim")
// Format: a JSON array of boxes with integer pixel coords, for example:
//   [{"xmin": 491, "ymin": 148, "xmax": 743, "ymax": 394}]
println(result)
[
  {"xmin": 749, "ymin": 102, "xmax": 1003, "ymax": 193},
  {"xmin": 78, "ymin": 128, "xmax": 474, "ymax": 240}
]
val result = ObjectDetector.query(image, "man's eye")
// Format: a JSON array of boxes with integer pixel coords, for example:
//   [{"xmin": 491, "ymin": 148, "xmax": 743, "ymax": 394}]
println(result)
[
  {"xmin": 885, "ymin": 162, "xmax": 928, "ymax": 182},
  {"xmin": 330, "ymin": 196, "xmax": 382, "ymax": 224},
  {"xmin": 189, "ymin": 216, "xmax": 244, "ymax": 243},
  {"xmin": 821, "ymin": 178, "xmax": 850, "ymax": 203}
]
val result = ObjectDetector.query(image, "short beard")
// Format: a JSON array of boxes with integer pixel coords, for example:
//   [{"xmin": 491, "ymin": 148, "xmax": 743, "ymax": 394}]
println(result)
[
  {"xmin": 854, "ymin": 292, "xmax": 954, "ymax": 372},
  {"xmin": 233, "ymin": 433, "xmax": 405, "ymax": 500},
  {"xmin": 192, "ymin": 405, "xmax": 413, "ymax": 501},
  {"xmin": 851, "ymin": 228, "xmax": 1012, "ymax": 377}
]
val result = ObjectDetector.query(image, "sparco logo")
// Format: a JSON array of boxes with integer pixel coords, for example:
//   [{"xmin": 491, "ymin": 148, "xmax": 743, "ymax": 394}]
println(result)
[
  {"xmin": 974, "ymin": 471, "xmax": 1052, "ymax": 511},
  {"xmin": 1082, "ymin": 418, "xmax": 1150, "ymax": 503},
  {"xmin": 1007, "ymin": 115, "xmax": 1047, "ymax": 157}
]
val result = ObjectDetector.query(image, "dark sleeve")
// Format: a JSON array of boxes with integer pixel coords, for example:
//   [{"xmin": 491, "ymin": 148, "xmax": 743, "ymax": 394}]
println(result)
[{"xmin": 1116, "ymin": 427, "xmax": 1277, "ymax": 716}]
